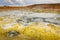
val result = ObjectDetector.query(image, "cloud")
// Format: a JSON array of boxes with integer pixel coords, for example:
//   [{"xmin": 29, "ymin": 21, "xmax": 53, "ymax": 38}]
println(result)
[
  {"xmin": 0, "ymin": 0, "xmax": 60, "ymax": 6},
  {"xmin": 5, "ymin": 0, "xmax": 26, "ymax": 5},
  {"xmin": 5, "ymin": 0, "xmax": 13, "ymax": 4},
  {"xmin": 15, "ymin": 0, "xmax": 25, "ymax": 4},
  {"xmin": 25, "ymin": 0, "xmax": 60, "ymax": 4}
]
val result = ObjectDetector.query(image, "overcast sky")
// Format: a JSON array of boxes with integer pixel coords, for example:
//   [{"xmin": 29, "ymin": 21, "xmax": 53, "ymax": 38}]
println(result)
[{"xmin": 0, "ymin": 0, "xmax": 60, "ymax": 6}]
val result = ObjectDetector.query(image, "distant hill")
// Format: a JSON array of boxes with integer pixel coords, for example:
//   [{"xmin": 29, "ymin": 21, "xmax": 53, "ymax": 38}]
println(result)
[{"xmin": 0, "ymin": 4, "xmax": 60, "ymax": 13}]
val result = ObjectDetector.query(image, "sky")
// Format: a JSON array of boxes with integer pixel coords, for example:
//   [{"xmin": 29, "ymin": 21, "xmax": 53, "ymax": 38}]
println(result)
[{"xmin": 0, "ymin": 0, "xmax": 60, "ymax": 6}]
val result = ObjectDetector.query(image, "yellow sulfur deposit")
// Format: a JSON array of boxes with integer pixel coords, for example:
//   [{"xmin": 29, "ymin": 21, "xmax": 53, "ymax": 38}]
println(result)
[{"xmin": 0, "ymin": 15, "xmax": 60, "ymax": 40}]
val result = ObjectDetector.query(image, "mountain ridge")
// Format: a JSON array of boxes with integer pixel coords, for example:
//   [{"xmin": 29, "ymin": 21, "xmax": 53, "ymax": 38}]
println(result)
[{"xmin": 0, "ymin": 4, "xmax": 60, "ymax": 13}]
